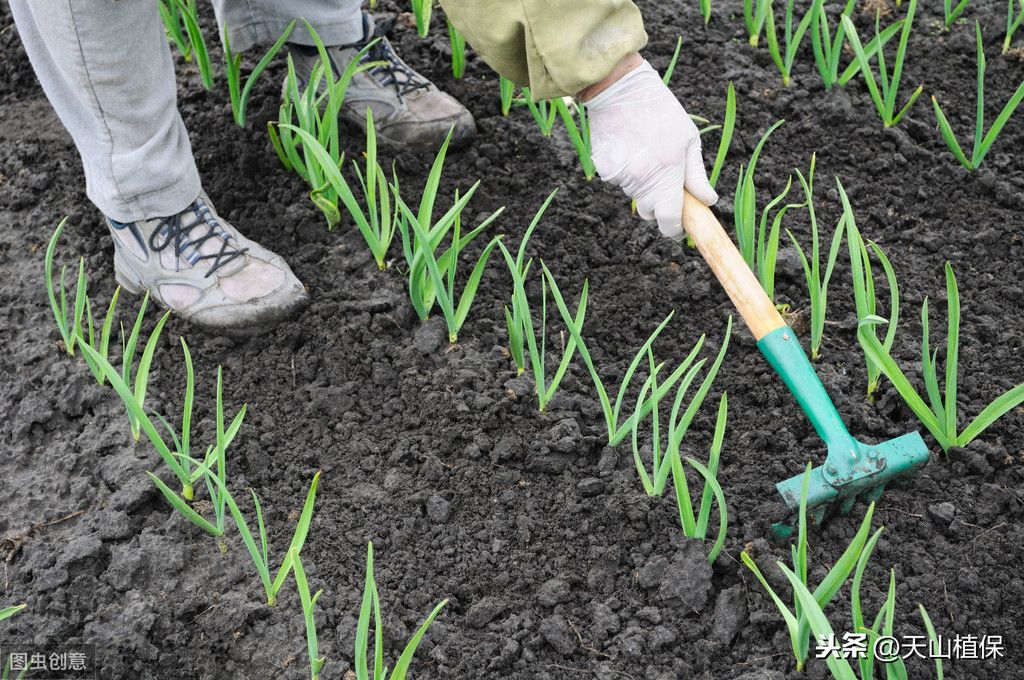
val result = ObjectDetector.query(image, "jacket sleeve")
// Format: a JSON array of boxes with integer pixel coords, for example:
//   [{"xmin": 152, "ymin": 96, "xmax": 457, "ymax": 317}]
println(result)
[{"xmin": 439, "ymin": 0, "xmax": 647, "ymax": 101}]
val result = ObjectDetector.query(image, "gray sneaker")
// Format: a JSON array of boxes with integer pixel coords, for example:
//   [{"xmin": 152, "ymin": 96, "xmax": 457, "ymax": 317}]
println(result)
[
  {"xmin": 287, "ymin": 15, "xmax": 476, "ymax": 149},
  {"xmin": 106, "ymin": 192, "xmax": 308, "ymax": 334}
]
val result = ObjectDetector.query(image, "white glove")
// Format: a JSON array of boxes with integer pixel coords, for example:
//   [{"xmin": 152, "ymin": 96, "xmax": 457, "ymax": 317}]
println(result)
[{"xmin": 584, "ymin": 60, "xmax": 718, "ymax": 240}]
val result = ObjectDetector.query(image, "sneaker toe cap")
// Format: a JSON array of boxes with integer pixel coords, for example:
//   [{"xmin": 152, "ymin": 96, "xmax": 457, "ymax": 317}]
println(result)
[
  {"xmin": 219, "ymin": 259, "xmax": 287, "ymax": 302},
  {"xmin": 187, "ymin": 278, "xmax": 309, "ymax": 334},
  {"xmin": 186, "ymin": 254, "xmax": 309, "ymax": 333}
]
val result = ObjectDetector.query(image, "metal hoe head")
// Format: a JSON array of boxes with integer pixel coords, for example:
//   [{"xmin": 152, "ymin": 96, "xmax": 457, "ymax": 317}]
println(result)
[
  {"xmin": 772, "ymin": 431, "xmax": 929, "ymax": 539},
  {"xmin": 758, "ymin": 328, "xmax": 931, "ymax": 539}
]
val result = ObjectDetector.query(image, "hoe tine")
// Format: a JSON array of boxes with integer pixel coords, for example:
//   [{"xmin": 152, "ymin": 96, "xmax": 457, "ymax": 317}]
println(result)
[
  {"xmin": 770, "ymin": 431, "xmax": 930, "ymax": 538},
  {"xmin": 861, "ymin": 483, "xmax": 886, "ymax": 505}
]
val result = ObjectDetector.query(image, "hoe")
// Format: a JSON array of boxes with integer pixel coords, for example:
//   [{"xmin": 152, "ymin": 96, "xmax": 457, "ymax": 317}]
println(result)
[{"xmin": 680, "ymin": 190, "xmax": 930, "ymax": 537}]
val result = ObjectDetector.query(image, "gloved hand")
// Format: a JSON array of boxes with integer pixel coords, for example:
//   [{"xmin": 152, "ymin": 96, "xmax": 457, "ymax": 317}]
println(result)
[{"xmin": 584, "ymin": 60, "xmax": 718, "ymax": 241}]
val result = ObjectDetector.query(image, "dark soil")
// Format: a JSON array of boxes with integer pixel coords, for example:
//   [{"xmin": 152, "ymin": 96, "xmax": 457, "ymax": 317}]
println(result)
[{"xmin": 2, "ymin": 1, "xmax": 1023, "ymax": 679}]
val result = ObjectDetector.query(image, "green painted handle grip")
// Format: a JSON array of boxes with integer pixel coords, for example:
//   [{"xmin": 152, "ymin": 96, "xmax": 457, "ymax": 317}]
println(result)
[{"xmin": 757, "ymin": 327, "xmax": 857, "ymax": 450}]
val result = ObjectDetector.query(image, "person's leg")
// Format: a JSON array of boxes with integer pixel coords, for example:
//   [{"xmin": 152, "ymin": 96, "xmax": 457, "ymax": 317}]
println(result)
[
  {"xmin": 211, "ymin": 0, "xmax": 363, "ymax": 50},
  {"xmin": 8, "ymin": 0, "xmax": 200, "ymax": 223},
  {"xmin": 9, "ymin": 0, "xmax": 308, "ymax": 333}
]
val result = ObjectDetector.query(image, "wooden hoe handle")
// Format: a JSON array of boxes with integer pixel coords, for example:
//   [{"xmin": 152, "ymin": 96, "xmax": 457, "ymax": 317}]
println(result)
[{"xmin": 681, "ymin": 189, "xmax": 786, "ymax": 341}]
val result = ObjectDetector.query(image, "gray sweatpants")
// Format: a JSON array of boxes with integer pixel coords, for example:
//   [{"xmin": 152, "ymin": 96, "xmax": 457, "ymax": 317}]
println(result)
[{"xmin": 8, "ymin": 0, "xmax": 363, "ymax": 223}]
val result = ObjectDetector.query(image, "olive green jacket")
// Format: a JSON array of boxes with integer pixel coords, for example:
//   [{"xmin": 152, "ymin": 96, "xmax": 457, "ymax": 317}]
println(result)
[{"xmin": 440, "ymin": 0, "xmax": 647, "ymax": 100}]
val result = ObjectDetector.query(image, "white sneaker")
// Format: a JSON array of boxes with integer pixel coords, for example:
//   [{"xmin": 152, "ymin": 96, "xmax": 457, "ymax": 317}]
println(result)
[
  {"xmin": 106, "ymin": 192, "xmax": 308, "ymax": 333},
  {"xmin": 287, "ymin": 14, "xmax": 476, "ymax": 149}
]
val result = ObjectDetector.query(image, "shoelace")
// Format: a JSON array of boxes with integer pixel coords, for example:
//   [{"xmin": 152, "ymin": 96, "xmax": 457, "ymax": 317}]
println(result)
[
  {"xmin": 149, "ymin": 199, "xmax": 247, "ymax": 277},
  {"xmin": 351, "ymin": 18, "xmax": 430, "ymax": 102}
]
